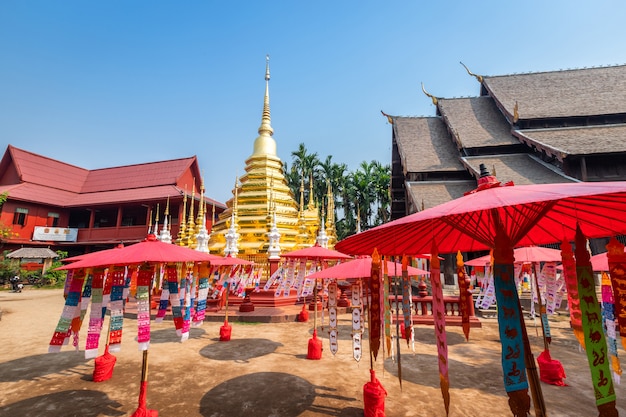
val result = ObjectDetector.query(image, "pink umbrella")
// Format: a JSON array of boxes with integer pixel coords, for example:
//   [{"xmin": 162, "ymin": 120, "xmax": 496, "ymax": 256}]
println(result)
[
  {"xmin": 281, "ymin": 244, "xmax": 352, "ymax": 261},
  {"xmin": 465, "ymin": 246, "xmax": 562, "ymax": 267},
  {"xmin": 305, "ymin": 256, "xmax": 429, "ymax": 280}
]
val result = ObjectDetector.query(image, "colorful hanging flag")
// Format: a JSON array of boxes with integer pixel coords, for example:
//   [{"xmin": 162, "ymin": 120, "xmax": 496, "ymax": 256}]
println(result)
[
  {"xmin": 431, "ymin": 245, "xmax": 450, "ymax": 416},
  {"xmin": 601, "ymin": 271, "xmax": 622, "ymax": 384},
  {"xmin": 369, "ymin": 249, "xmax": 381, "ymax": 361},
  {"xmin": 606, "ymin": 237, "xmax": 626, "ymax": 352},
  {"xmin": 167, "ymin": 264, "xmax": 184, "ymax": 335},
  {"xmin": 107, "ymin": 267, "xmax": 126, "ymax": 352},
  {"xmin": 49, "ymin": 269, "xmax": 86, "ymax": 352},
  {"xmin": 493, "ymin": 230, "xmax": 529, "ymax": 416},
  {"xmin": 574, "ymin": 226, "xmax": 616, "ymax": 413},
  {"xmin": 136, "ymin": 265, "xmax": 154, "ymax": 351},
  {"xmin": 85, "ymin": 268, "xmax": 106, "ymax": 359},
  {"xmin": 401, "ymin": 256, "xmax": 412, "ymax": 346},
  {"xmin": 383, "ymin": 259, "xmax": 392, "ymax": 356},
  {"xmin": 328, "ymin": 280, "xmax": 338, "ymax": 355},
  {"xmin": 456, "ymin": 251, "xmax": 471, "ymax": 341},
  {"xmin": 351, "ymin": 282, "xmax": 363, "ymax": 362},
  {"xmin": 561, "ymin": 240, "xmax": 585, "ymax": 348}
]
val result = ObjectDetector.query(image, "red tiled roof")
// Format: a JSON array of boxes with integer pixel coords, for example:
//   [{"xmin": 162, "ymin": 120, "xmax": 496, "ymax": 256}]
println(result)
[
  {"xmin": 7, "ymin": 145, "xmax": 88, "ymax": 192},
  {"xmin": 0, "ymin": 183, "xmax": 79, "ymax": 206},
  {"xmin": 81, "ymin": 158, "xmax": 196, "ymax": 193},
  {"xmin": 73, "ymin": 185, "xmax": 183, "ymax": 206},
  {"xmin": 1, "ymin": 145, "xmax": 225, "ymax": 208}
]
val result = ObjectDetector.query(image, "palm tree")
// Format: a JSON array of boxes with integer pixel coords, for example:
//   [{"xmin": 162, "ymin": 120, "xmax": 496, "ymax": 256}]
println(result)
[
  {"xmin": 371, "ymin": 161, "xmax": 391, "ymax": 225},
  {"xmin": 290, "ymin": 143, "xmax": 320, "ymax": 207}
]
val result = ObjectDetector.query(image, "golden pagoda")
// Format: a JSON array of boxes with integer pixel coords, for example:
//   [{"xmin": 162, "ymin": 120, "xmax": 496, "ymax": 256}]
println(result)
[{"xmin": 208, "ymin": 56, "xmax": 320, "ymax": 258}]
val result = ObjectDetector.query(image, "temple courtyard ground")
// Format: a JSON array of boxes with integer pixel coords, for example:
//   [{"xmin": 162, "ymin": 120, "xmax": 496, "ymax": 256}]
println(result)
[{"xmin": 0, "ymin": 288, "xmax": 625, "ymax": 417}]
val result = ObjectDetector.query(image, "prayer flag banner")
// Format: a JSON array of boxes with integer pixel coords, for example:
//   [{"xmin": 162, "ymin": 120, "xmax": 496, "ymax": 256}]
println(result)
[
  {"xmin": 561, "ymin": 240, "xmax": 585, "ymax": 348},
  {"xmin": 606, "ymin": 237, "xmax": 626, "ymax": 351},
  {"xmin": 49, "ymin": 269, "xmax": 86, "ymax": 352},
  {"xmin": 108, "ymin": 267, "xmax": 126, "ymax": 352},
  {"xmin": 369, "ymin": 249, "xmax": 381, "ymax": 361},
  {"xmin": 85, "ymin": 269, "xmax": 105, "ymax": 359},
  {"xmin": 431, "ymin": 246, "xmax": 450, "ymax": 416},
  {"xmin": 575, "ymin": 227, "xmax": 616, "ymax": 409},
  {"xmin": 136, "ymin": 267, "xmax": 153, "ymax": 351}
]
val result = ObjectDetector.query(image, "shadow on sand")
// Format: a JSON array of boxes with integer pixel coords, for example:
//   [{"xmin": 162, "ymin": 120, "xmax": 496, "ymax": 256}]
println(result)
[
  {"xmin": 0, "ymin": 351, "xmax": 89, "ymax": 382},
  {"xmin": 0, "ymin": 390, "xmax": 125, "ymax": 417},
  {"xmin": 199, "ymin": 372, "xmax": 358, "ymax": 417},
  {"xmin": 199, "ymin": 338, "xmax": 282, "ymax": 362}
]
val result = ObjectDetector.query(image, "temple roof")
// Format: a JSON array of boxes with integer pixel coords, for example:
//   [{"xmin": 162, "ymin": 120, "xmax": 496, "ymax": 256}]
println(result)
[
  {"xmin": 460, "ymin": 154, "xmax": 576, "ymax": 185},
  {"xmin": 393, "ymin": 116, "xmax": 465, "ymax": 172},
  {"xmin": 0, "ymin": 145, "xmax": 225, "ymax": 208},
  {"xmin": 514, "ymin": 124, "xmax": 626, "ymax": 159},
  {"xmin": 437, "ymin": 97, "xmax": 519, "ymax": 149},
  {"xmin": 406, "ymin": 180, "xmax": 476, "ymax": 210},
  {"xmin": 482, "ymin": 65, "xmax": 626, "ymax": 120}
]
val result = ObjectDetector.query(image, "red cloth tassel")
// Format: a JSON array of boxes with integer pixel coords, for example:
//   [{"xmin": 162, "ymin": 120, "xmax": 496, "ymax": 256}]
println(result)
[
  {"xmin": 307, "ymin": 329, "xmax": 323, "ymax": 360},
  {"xmin": 92, "ymin": 345, "xmax": 116, "ymax": 382},
  {"xmin": 537, "ymin": 350, "xmax": 567, "ymax": 386},
  {"xmin": 297, "ymin": 304, "xmax": 309, "ymax": 322},
  {"xmin": 131, "ymin": 381, "xmax": 158, "ymax": 417},
  {"xmin": 219, "ymin": 320, "xmax": 232, "ymax": 341},
  {"xmin": 363, "ymin": 369, "xmax": 387, "ymax": 417}
]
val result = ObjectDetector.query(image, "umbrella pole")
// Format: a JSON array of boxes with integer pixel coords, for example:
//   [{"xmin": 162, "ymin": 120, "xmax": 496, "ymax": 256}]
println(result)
[
  {"xmin": 313, "ymin": 279, "xmax": 318, "ymax": 332},
  {"xmin": 140, "ymin": 349, "xmax": 149, "ymax": 383},
  {"xmin": 518, "ymin": 296, "xmax": 547, "ymax": 417}
]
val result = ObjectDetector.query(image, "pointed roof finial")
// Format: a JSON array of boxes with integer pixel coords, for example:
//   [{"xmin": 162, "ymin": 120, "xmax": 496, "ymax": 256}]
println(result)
[
  {"xmin": 460, "ymin": 62, "xmax": 484, "ymax": 83},
  {"xmin": 513, "ymin": 101, "xmax": 519, "ymax": 123},
  {"xmin": 258, "ymin": 55, "xmax": 273, "ymax": 138},
  {"xmin": 421, "ymin": 83, "xmax": 439, "ymax": 106},
  {"xmin": 380, "ymin": 110, "xmax": 394, "ymax": 124}
]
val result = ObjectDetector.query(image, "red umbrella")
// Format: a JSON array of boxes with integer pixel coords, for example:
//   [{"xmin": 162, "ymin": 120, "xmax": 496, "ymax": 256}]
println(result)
[
  {"xmin": 465, "ymin": 246, "xmax": 562, "ymax": 267},
  {"xmin": 305, "ymin": 256, "xmax": 429, "ymax": 280},
  {"xmin": 55, "ymin": 234, "xmax": 251, "ymax": 416},
  {"xmin": 336, "ymin": 181, "xmax": 626, "ymax": 256},
  {"xmin": 57, "ymin": 234, "xmax": 244, "ymax": 269},
  {"xmin": 336, "ymin": 173, "xmax": 626, "ymax": 417}
]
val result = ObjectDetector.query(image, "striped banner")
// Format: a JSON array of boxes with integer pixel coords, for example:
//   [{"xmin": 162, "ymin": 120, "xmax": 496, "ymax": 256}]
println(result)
[
  {"xmin": 49, "ymin": 269, "xmax": 86, "ymax": 352},
  {"xmin": 606, "ymin": 237, "xmax": 626, "ymax": 352},
  {"xmin": 431, "ymin": 246, "xmax": 450, "ymax": 416},
  {"xmin": 107, "ymin": 267, "xmax": 126, "ymax": 352},
  {"xmin": 575, "ymin": 227, "xmax": 616, "ymax": 410},
  {"xmin": 136, "ymin": 266, "xmax": 154, "ymax": 351},
  {"xmin": 85, "ymin": 269, "xmax": 106, "ymax": 359},
  {"xmin": 369, "ymin": 249, "xmax": 381, "ymax": 361}
]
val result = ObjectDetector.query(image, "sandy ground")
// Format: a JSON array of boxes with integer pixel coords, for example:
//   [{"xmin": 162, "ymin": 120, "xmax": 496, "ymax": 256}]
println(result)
[{"xmin": 0, "ymin": 288, "xmax": 625, "ymax": 417}]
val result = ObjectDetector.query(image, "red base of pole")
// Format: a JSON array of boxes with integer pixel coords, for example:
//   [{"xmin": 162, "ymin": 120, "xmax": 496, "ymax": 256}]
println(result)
[
  {"xmin": 297, "ymin": 304, "xmax": 309, "ymax": 322},
  {"xmin": 220, "ymin": 321, "xmax": 232, "ymax": 341},
  {"xmin": 306, "ymin": 329, "xmax": 322, "ymax": 360},
  {"xmin": 363, "ymin": 369, "xmax": 387, "ymax": 417}
]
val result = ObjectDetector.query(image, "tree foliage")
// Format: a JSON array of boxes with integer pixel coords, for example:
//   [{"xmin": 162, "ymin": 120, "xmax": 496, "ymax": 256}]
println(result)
[{"xmin": 284, "ymin": 143, "xmax": 390, "ymax": 241}]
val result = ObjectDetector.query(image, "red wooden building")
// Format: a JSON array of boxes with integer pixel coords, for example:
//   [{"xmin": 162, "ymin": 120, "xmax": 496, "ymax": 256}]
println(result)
[{"xmin": 0, "ymin": 145, "xmax": 226, "ymax": 257}]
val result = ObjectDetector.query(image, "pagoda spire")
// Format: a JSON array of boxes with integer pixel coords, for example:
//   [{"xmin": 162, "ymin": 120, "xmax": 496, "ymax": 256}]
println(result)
[
  {"xmin": 177, "ymin": 188, "xmax": 188, "ymax": 246},
  {"xmin": 195, "ymin": 177, "xmax": 210, "ymax": 252},
  {"xmin": 159, "ymin": 196, "xmax": 173, "ymax": 244},
  {"xmin": 252, "ymin": 55, "xmax": 277, "ymax": 157},
  {"xmin": 185, "ymin": 183, "xmax": 196, "ymax": 247},
  {"xmin": 153, "ymin": 203, "xmax": 160, "ymax": 237},
  {"xmin": 224, "ymin": 177, "xmax": 240, "ymax": 257}
]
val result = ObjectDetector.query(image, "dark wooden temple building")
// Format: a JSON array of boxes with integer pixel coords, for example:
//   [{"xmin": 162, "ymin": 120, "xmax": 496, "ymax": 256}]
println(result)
[
  {"xmin": 385, "ymin": 64, "xmax": 626, "ymax": 276},
  {"xmin": 388, "ymin": 64, "xmax": 626, "ymax": 217}
]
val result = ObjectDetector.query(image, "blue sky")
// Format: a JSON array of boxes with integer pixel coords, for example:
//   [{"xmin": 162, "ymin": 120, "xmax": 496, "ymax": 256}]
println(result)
[{"xmin": 2, "ymin": 1, "xmax": 626, "ymax": 203}]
